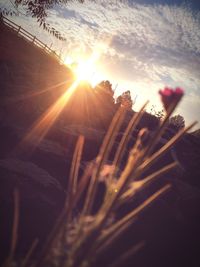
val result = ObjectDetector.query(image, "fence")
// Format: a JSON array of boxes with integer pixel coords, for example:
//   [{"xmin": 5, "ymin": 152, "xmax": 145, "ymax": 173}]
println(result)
[{"xmin": 0, "ymin": 15, "xmax": 63, "ymax": 63}]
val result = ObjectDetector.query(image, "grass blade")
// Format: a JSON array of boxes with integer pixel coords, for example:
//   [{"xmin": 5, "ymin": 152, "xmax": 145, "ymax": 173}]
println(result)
[
  {"xmin": 82, "ymin": 107, "xmax": 126, "ymax": 215},
  {"xmin": 138, "ymin": 121, "xmax": 197, "ymax": 176},
  {"xmin": 108, "ymin": 241, "xmax": 145, "ymax": 267},
  {"xmin": 120, "ymin": 161, "xmax": 178, "ymax": 203},
  {"xmin": 21, "ymin": 239, "xmax": 39, "ymax": 267},
  {"xmin": 10, "ymin": 188, "xmax": 20, "ymax": 260},
  {"xmin": 113, "ymin": 101, "xmax": 148, "ymax": 168},
  {"xmin": 96, "ymin": 184, "xmax": 171, "ymax": 254}
]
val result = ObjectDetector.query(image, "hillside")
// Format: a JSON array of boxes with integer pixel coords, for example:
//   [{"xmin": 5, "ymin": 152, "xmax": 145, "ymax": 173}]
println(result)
[
  {"xmin": 0, "ymin": 19, "xmax": 119, "ymax": 264},
  {"xmin": 0, "ymin": 18, "xmax": 74, "ymax": 123}
]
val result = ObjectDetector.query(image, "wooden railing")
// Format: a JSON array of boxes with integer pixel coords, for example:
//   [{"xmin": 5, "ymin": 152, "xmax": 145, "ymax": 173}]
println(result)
[{"xmin": 0, "ymin": 15, "xmax": 63, "ymax": 63}]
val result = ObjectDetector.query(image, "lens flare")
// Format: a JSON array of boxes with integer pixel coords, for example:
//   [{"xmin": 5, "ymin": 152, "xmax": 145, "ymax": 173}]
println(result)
[
  {"xmin": 18, "ymin": 43, "xmax": 110, "ymax": 151},
  {"xmin": 18, "ymin": 80, "xmax": 79, "ymax": 150}
]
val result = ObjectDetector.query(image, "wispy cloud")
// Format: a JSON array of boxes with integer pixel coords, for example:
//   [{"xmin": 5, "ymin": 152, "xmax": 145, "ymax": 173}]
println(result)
[{"xmin": 53, "ymin": 0, "xmax": 200, "ymax": 124}]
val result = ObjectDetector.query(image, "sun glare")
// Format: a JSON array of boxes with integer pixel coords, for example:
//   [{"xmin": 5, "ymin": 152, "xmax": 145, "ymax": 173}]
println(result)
[
  {"xmin": 75, "ymin": 58, "xmax": 96, "ymax": 82},
  {"xmin": 64, "ymin": 43, "xmax": 107, "ymax": 86},
  {"xmin": 19, "ymin": 44, "xmax": 109, "ymax": 150},
  {"xmin": 65, "ymin": 55, "xmax": 99, "ymax": 85}
]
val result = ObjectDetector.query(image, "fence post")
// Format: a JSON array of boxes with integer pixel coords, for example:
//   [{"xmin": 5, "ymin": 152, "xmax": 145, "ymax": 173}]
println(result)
[{"xmin": 17, "ymin": 26, "xmax": 21, "ymax": 34}]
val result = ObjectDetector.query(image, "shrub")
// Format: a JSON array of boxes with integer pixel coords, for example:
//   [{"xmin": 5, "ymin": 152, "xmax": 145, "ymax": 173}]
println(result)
[
  {"xmin": 168, "ymin": 115, "xmax": 185, "ymax": 131},
  {"xmin": 116, "ymin": 90, "xmax": 133, "ymax": 110}
]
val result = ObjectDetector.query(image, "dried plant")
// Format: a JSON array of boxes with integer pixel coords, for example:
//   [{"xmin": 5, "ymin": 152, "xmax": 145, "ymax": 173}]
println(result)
[{"xmin": 3, "ymin": 88, "xmax": 197, "ymax": 267}]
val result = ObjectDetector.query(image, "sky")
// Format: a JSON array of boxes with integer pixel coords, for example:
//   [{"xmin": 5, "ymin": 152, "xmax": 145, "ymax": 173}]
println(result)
[{"xmin": 1, "ymin": 0, "xmax": 200, "ymax": 128}]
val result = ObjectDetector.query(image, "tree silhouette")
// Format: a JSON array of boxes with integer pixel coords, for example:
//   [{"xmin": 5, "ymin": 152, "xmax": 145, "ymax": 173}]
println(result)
[
  {"xmin": 116, "ymin": 90, "xmax": 133, "ymax": 109},
  {"xmin": 94, "ymin": 80, "xmax": 115, "ymax": 104},
  {"xmin": 0, "ymin": 0, "xmax": 84, "ymax": 40},
  {"xmin": 150, "ymin": 105, "xmax": 164, "ymax": 120},
  {"xmin": 168, "ymin": 114, "xmax": 185, "ymax": 131}
]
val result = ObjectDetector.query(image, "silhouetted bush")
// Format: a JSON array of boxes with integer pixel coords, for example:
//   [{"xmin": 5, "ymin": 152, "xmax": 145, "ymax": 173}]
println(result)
[
  {"xmin": 168, "ymin": 115, "xmax": 185, "ymax": 132},
  {"xmin": 116, "ymin": 90, "xmax": 133, "ymax": 110}
]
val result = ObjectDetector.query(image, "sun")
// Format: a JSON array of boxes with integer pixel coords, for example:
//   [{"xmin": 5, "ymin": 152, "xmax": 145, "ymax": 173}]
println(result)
[
  {"xmin": 64, "ymin": 44, "xmax": 107, "ymax": 86},
  {"xmin": 65, "ymin": 54, "xmax": 99, "ymax": 85},
  {"xmin": 74, "ymin": 57, "xmax": 96, "ymax": 83}
]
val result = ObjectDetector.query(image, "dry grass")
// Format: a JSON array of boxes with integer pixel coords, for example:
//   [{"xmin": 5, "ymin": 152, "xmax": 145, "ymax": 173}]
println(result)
[{"xmin": 2, "ymin": 95, "xmax": 197, "ymax": 267}]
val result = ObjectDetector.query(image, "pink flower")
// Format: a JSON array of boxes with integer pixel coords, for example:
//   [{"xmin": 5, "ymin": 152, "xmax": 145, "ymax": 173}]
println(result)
[{"xmin": 159, "ymin": 87, "xmax": 184, "ymax": 111}]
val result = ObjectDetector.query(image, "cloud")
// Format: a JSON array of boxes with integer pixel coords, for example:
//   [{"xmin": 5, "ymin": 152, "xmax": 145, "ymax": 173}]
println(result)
[{"xmin": 55, "ymin": 0, "xmax": 200, "ymax": 124}]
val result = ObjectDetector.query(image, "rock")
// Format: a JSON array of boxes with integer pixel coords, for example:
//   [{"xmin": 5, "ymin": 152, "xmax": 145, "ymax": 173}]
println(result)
[
  {"xmin": 0, "ymin": 157, "xmax": 65, "ymax": 263},
  {"xmin": 0, "ymin": 158, "xmax": 63, "ymax": 189}
]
